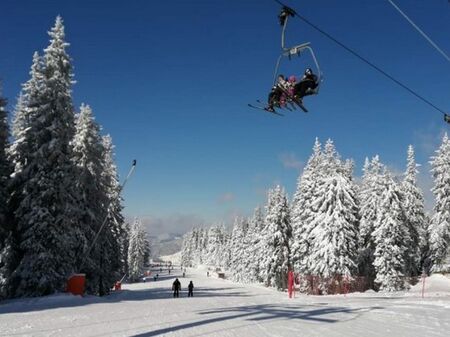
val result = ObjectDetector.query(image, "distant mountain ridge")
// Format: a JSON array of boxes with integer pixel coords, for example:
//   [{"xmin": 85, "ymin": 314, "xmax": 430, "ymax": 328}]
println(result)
[{"xmin": 149, "ymin": 233, "xmax": 183, "ymax": 258}]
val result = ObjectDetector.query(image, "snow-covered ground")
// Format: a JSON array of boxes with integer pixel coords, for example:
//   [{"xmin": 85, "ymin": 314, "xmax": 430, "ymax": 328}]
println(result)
[{"xmin": 1, "ymin": 268, "xmax": 449, "ymax": 337}]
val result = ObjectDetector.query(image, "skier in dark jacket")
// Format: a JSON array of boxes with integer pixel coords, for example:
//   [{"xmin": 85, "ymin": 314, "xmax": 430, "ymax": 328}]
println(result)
[
  {"xmin": 172, "ymin": 278, "xmax": 181, "ymax": 298},
  {"xmin": 293, "ymin": 68, "xmax": 318, "ymax": 101},
  {"xmin": 188, "ymin": 281, "xmax": 194, "ymax": 297}
]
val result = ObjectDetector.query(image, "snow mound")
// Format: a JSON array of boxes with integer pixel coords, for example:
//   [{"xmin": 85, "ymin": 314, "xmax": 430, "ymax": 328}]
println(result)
[{"xmin": 407, "ymin": 274, "xmax": 450, "ymax": 297}]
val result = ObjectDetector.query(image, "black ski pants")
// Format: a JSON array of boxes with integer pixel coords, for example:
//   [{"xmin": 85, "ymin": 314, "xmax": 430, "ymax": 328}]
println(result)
[{"xmin": 294, "ymin": 80, "xmax": 317, "ymax": 98}]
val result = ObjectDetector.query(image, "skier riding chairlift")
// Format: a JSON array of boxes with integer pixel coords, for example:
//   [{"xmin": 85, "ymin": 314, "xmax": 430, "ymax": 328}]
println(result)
[
  {"xmin": 249, "ymin": 5, "xmax": 322, "ymax": 115},
  {"xmin": 267, "ymin": 74, "xmax": 288, "ymax": 112},
  {"xmin": 293, "ymin": 68, "xmax": 319, "ymax": 102}
]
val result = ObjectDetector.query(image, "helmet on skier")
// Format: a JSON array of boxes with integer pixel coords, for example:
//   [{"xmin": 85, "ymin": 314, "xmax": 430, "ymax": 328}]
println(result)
[
  {"xmin": 305, "ymin": 68, "xmax": 313, "ymax": 75},
  {"xmin": 288, "ymin": 75, "xmax": 297, "ymax": 83}
]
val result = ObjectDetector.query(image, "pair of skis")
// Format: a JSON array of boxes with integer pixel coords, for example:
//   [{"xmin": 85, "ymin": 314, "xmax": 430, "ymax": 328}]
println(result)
[
  {"xmin": 248, "ymin": 101, "xmax": 285, "ymax": 116},
  {"xmin": 248, "ymin": 95, "xmax": 308, "ymax": 117}
]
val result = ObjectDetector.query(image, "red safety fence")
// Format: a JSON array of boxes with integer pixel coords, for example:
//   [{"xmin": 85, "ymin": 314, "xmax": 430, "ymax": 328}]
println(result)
[{"xmin": 293, "ymin": 274, "xmax": 370, "ymax": 295}]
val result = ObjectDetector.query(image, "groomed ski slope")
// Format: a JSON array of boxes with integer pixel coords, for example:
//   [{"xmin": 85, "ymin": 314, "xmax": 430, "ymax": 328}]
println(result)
[{"xmin": 0, "ymin": 267, "xmax": 449, "ymax": 337}]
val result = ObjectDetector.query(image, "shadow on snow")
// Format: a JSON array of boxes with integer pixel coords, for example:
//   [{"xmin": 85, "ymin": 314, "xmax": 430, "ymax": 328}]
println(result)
[
  {"xmin": 0, "ymin": 285, "xmax": 249, "ymax": 314},
  {"xmin": 129, "ymin": 303, "xmax": 384, "ymax": 337}
]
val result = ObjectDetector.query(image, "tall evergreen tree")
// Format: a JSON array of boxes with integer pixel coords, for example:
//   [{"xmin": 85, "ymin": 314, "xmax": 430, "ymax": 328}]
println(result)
[
  {"xmin": 72, "ymin": 104, "xmax": 123, "ymax": 295},
  {"xmin": 72, "ymin": 104, "xmax": 104, "ymax": 291},
  {"xmin": 290, "ymin": 138, "xmax": 322, "ymax": 274},
  {"xmin": 181, "ymin": 230, "xmax": 194, "ymax": 267},
  {"xmin": 121, "ymin": 221, "xmax": 131, "ymax": 277},
  {"xmin": 261, "ymin": 185, "xmax": 292, "ymax": 290},
  {"xmin": 402, "ymin": 145, "xmax": 427, "ymax": 275},
  {"xmin": 372, "ymin": 171, "xmax": 409, "ymax": 291},
  {"xmin": 196, "ymin": 228, "xmax": 208, "ymax": 266},
  {"xmin": 309, "ymin": 172, "xmax": 359, "ymax": 278},
  {"xmin": 245, "ymin": 207, "xmax": 265, "ymax": 283},
  {"xmin": 9, "ymin": 17, "xmax": 81, "ymax": 297},
  {"xmin": 204, "ymin": 226, "xmax": 225, "ymax": 267},
  {"xmin": 429, "ymin": 133, "xmax": 450, "ymax": 272},
  {"xmin": 358, "ymin": 155, "xmax": 385, "ymax": 282},
  {"xmin": 217, "ymin": 224, "xmax": 230, "ymax": 270},
  {"xmin": 9, "ymin": 53, "xmax": 45, "ymax": 188},
  {"xmin": 99, "ymin": 134, "xmax": 125, "ymax": 294},
  {"xmin": 229, "ymin": 217, "xmax": 248, "ymax": 282},
  {"xmin": 343, "ymin": 159, "xmax": 355, "ymax": 180},
  {"xmin": 127, "ymin": 218, "xmax": 148, "ymax": 282},
  {"xmin": 0, "ymin": 89, "xmax": 11, "ymax": 297},
  {"xmin": 3, "ymin": 58, "xmax": 43, "ymax": 297},
  {"xmin": 296, "ymin": 139, "xmax": 360, "ymax": 281},
  {"xmin": 190, "ymin": 228, "xmax": 202, "ymax": 266}
]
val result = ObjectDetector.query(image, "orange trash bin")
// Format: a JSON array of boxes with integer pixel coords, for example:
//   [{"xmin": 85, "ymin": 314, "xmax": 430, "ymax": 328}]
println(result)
[{"xmin": 66, "ymin": 274, "xmax": 86, "ymax": 296}]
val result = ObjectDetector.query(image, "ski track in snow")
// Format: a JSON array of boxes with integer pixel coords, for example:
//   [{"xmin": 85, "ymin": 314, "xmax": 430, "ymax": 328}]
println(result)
[{"xmin": 0, "ymin": 267, "xmax": 449, "ymax": 337}]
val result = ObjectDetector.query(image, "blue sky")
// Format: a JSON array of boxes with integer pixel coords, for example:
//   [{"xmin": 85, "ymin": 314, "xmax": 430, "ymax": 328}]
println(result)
[{"xmin": 1, "ymin": 0, "xmax": 449, "ymax": 235}]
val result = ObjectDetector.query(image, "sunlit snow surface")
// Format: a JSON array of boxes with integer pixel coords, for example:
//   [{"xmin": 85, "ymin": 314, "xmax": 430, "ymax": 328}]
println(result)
[{"xmin": 1, "ymin": 268, "xmax": 449, "ymax": 337}]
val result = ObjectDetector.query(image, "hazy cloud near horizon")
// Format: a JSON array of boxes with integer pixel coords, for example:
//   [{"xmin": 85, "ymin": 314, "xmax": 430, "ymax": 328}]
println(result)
[
  {"xmin": 125, "ymin": 213, "xmax": 206, "ymax": 237},
  {"xmin": 279, "ymin": 152, "xmax": 303, "ymax": 170},
  {"xmin": 217, "ymin": 192, "xmax": 235, "ymax": 204}
]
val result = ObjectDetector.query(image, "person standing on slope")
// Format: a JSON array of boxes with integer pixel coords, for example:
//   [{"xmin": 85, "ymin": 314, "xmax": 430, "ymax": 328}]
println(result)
[
  {"xmin": 172, "ymin": 278, "xmax": 181, "ymax": 298},
  {"xmin": 188, "ymin": 281, "xmax": 194, "ymax": 297}
]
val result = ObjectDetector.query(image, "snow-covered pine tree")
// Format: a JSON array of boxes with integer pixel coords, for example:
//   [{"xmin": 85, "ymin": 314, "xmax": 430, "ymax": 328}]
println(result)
[
  {"xmin": 308, "ymin": 160, "xmax": 359, "ymax": 279},
  {"xmin": 121, "ymin": 221, "xmax": 131, "ymax": 277},
  {"xmin": 2, "ymin": 57, "xmax": 44, "ymax": 297},
  {"xmin": 229, "ymin": 217, "xmax": 248, "ymax": 282},
  {"xmin": 201, "ymin": 228, "xmax": 209, "ymax": 264},
  {"xmin": 8, "ymin": 53, "xmax": 45, "ymax": 203},
  {"xmin": 217, "ymin": 224, "xmax": 230, "ymax": 271},
  {"xmin": 127, "ymin": 218, "xmax": 149, "ymax": 282},
  {"xmin": 0, "ymin": 89, "xmax": 11, "ymax": 297},
  {"xmin": 181, "ymin": 230, "xmax": 194, "ymax": 267},
  {"xmin": 9, "ymin": 17, "xmax": 82, "ymax": 297},
  {"xmin": 429, "ymin": 133, "xmax": 450, "ymax": 272},
  {"xmin": 261, "ymin": 185, "xmax": 292, "ymax": 290},
  {"xmin": 194, "ymin": 227, "xmax": 208, "ymax": 266},
  {"xmin": 402, "ymin": 145, "xmax": 427, "ymax": 275},
  {"xmin": 372, "ymin": 171, "xmax": 409, "ymax": 291},
  {"xmin": 322, "ymin": 139, "xmax": 341, "ymax": 171},
  {"xmin": 343, "ymin": 159, "xmax": 355, "ymax": 180},
  {"xmin": 190, "ymin": 228, "xmax": 201, "ymax": 266},
  {"xmin": 72, "ymin": 104, "xmax": 107, "ymax": 294},
  {"xmin": 358, "ymin": 155, "xmax": 385, "ymax": 282},
  {"xmin": 10, "ymin": 52, "xmax": 45, "ymax": 159},
  {"xmin": 143, "ymin": 233, "xmax": 151, "ymax": 267},
  {"xmin": 244, "ymin": 207, "xmax": 264, "ymax": 283},
  {"xmin": 204, "ymin": 225, "xmax": 226, "ymax": 268},
  {"xmin": 99, "ymin": 134, "xmax": 126, "ymax": 293},
  {"xmin": 290, "ymin": 138, "xmax": 322, "ymax": 275}
]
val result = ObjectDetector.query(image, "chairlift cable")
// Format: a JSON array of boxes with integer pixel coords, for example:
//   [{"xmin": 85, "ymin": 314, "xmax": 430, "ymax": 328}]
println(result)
[
  {"xmin": 273, "ymin": 0, "xmax": 447, "ymax": 117},
  {"xmin": 387, "ymin": 0, "xmax": 450, "ymax": 64}
]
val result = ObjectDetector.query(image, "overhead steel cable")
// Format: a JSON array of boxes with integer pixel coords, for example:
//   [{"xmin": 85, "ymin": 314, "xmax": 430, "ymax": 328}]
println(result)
[
  {"xmin": 387, "ymin": 0, "xmax": 450, "ymax": 64},
  {"xmin": 274, "ymin": 0, "xmax": 448, "ymax": 118}
]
